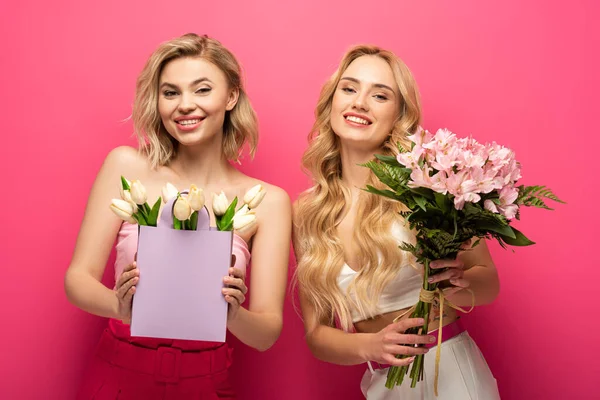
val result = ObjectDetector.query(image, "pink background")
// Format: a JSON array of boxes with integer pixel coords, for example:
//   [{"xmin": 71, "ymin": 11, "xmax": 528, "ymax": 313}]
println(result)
[{"xmin": 1, "ymin": 0, "xmax": 598, "ymax": 399}]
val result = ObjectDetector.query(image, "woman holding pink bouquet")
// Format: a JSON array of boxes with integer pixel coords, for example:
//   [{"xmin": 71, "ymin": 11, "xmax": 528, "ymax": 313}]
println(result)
[
  {"xmin": 65, "ymin": 33, "xmax": 291, "ymax": 399},
  {"xmin": 293, "ymin": 45, "xmax": 501, "ymax": 399}
]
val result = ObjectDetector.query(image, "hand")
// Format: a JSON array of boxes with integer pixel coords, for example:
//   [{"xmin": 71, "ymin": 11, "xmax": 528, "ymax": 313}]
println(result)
[
  {"xmin": 222, "ymin": 266, "xmax": 248, "ymax": 321},
  {"xmin": 365, "ymin": 318, "xmax": 436, "ymax": 366},
  {"xmin": 429, "ymin": 258, "xmax": 469, "ymax": 296},
  {"xmin": 114, "ymin": 261, "xmax": 139, "ymax": 324}
]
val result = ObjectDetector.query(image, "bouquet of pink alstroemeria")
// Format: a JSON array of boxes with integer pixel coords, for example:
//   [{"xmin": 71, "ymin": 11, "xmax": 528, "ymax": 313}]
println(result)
[{"xmin": 363, "ymin": 128, "xmax": 564, "ymax": 395}]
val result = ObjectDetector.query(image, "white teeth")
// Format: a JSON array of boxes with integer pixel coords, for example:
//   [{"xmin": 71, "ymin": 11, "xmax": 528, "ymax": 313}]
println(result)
[
  {"xmin": 178, "ymin": 119, "xmax": 200, "ymax": 126},
  {"xmin": 345, "ymin": 115, "xmax": 370, "ymax": 125}
]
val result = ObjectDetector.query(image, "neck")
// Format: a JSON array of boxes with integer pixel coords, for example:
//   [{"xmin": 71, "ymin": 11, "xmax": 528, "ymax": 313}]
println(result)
[
  {"xmin": 339, "ymin": 142, "xmax": 380, "ymax": 194},
  {"xmin": 169, "ymin": 136, "xmax": 236, "ymax": 186}
]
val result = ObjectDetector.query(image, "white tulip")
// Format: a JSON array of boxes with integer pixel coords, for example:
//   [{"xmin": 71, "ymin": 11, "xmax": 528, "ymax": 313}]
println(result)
[
  {"xmin": 110, "ymin": 199, "xmax": 136, "ymax": 224},
  {"xmin": 233, "ymin": 210, "xmax": 256, "ymax": 231},
  {"xmin": 119, "ymin": 177, "xmax": 131, "ymax": 199},
  {"xmin": 161, "ymin": 182, "xmax": 179, "ymax": 203},
  {"xmin": 173, "ymin": 196, "xmax": 193, "ymax": 221},
  {"xmin": 188, "ymin": 185, "xmax": 205, "ymax": 211},
  {"xmin": 122, "ymin": 190, "xmax": 138, "ymax": 213},
  {"xmin": 243, "ymin": 184, "xmax": 266, "ymax": 209},
  {"xmin": 130, "ymin": 180, "xmax": 148, "ymax": 205},
  {"xmin": 212, "ymin": 191, "xmax": 229, "ymax": 216}
]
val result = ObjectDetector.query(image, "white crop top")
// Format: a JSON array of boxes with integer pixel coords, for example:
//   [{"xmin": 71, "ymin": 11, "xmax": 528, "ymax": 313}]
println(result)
[{"xmin": 337, "ymin": 222, "xmax": 422, "ymax": 323}]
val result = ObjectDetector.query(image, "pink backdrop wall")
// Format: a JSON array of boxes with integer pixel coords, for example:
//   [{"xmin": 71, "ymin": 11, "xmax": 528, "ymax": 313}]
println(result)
[{"xmin": 1, "ymin": 0, "xmax": 598, "ymax": 398}]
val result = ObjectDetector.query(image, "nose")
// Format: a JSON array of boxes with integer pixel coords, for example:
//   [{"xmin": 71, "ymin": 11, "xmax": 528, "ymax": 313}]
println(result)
[
  {"xmin": 177, "ymin": 92, "xmax": 197, "ymax": 114},
  {"xmin": 352, "ymin": 91, "xmax": 369, "ymax": 112}
]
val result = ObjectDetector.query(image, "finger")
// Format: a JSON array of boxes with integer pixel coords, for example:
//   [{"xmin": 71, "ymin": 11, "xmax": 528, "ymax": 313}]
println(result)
[
  {"xmin": 384, "ymin": 344, "xmax": 429, "ymax": 357},
  {"xmin": 117, "ymin": 276, "xmax": 138, "ymax": 299},
  {"xmin": 430, "ymin": 259, "xmax": 464, "ymax": 269},
  {"xmin": 428, "ymin": 269, "xmax": 462, "ymax": 284},
  {"xmin": 224, "ymin": 276, "xmax": 248, "ymax": 294},
  {"xmin": 384, "ymin": 332, "xmax": 436, "ymax": 345},
  {"xmin": 116, "ymin": 265, "xmax": 139, "ymax": 288},
  {"xmin": 122, "ymin": 285, "xmax": 136, "ymax": 305},
  {"xmin": 229, "ymin": 267, "xmax": 246, "ymax": 281},
  {"xmin": 382, "ymin": 354, "xmax": 416, "ymax": 367},
  {"xmin": 224, "ymin": 294, "xmax": 241, "ymax": 307},
  {"xmin": 222, "ymin": 288, "xmax": 245, "ymax": 305},
  {"xmin": 392, "ymin": 318, "xmax": 425, "ymax": 333}
]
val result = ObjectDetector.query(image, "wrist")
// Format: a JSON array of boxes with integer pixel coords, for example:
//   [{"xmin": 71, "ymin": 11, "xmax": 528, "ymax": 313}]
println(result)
[{"xmin": 355, "ymin": 332, "xmax": 374, "ymax": 363}]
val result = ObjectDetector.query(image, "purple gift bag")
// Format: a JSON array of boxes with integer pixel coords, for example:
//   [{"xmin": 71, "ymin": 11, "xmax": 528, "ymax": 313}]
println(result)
[{"xmin": 130, "ymin": 195, "xmax": 232, "ymax": 342}]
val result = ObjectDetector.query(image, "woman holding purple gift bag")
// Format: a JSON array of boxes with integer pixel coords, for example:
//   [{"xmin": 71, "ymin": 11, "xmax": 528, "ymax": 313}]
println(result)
[{"xmin": 65, "ymin": 33, "xmax": 291, "ymax": 399}]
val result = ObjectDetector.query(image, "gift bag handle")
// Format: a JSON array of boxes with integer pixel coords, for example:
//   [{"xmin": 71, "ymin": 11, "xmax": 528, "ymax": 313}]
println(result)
[{"xmin": 159, "ymin": 190, "xmax": 210, "ymax": 230}]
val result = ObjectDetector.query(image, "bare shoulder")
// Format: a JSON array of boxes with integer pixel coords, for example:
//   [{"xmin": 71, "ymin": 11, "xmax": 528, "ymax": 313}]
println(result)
[
  {"xmin": 102, "ymin": 146, "xmax": 149, "ymax": 176},
  {"xmin": 239, "ymin": 176, "xmax": 291, "ymax": 212}
]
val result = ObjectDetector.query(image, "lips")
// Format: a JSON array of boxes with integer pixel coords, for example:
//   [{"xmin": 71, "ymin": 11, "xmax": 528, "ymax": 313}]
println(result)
[
  {"xmin": 343, "ymin": 112, "xmax": 372, "ymax": 126},
  {"xmin": 172, "ymin": 115, "xmax": 205, "ymax": 131},
  {"xmin": 175, "ymin": 116, "xmax": 205, "ymax": 126}
]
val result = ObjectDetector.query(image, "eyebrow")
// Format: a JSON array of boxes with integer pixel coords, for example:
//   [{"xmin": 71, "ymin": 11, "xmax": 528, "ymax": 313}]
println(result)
[
  {"xmin": 159, "ymin": 77, "xmax": 213, "ymax": 90},
  {"xmin": 340, "ymin": 77, "xmax": 395, "ymax": 93}
]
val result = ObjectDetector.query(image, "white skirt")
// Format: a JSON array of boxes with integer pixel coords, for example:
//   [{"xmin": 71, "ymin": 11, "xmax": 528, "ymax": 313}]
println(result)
[{"xmin": 360, "ymin": 332, "xmax": 500, "ymax": 400}]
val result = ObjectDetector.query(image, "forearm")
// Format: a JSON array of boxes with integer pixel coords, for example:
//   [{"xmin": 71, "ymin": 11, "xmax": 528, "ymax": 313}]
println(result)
[
  {"xmin": 306, "ymin": 324, "xmax": 372, "ymax": 366},
  {"xmin": 64, "ymin": 269, "xmax": 120, "ymax": 320},
  {"xmin": 447, "ymin": 265, "xmax": 499, "ymax": 306},
  {"xmin": 227, "ymin": 307, "xmax": 282, "ymax": 351}
]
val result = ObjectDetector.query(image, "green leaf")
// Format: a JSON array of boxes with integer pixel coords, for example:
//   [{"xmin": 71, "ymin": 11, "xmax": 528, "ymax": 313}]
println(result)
[
  {"xmin": 219, "ymin": 197, "xmax": 238, "ymax": 231},
  {"xmin": 414, "ymin": 195, "xmax": 427, "ymax": 212},
  {"xmin": 135, "ymin": 211, "xmax": 148, "ymax": 226},
  {"xmin": 517, "ymin": 185, "xmax": 566, "ymax": 210},
  {"xmin": 476, "ymin": 219, "xmax": 515, "ymax": 238},
  {"xmin": 189, "ymin": 210, "xmax": 198, "ymax": 231},
  {"xmin": 408, "ymin": 186, "xmax": 435, "ymax": 200},
  {"xmin": 434, "ymin": 193, "xmax": 448, "ymax": 212},
  {"xmin": 374, "ymin": 154, "xmax": 402, "ymax": 167},
  {"xmin": 120, "ymin": 176, "xmax": 131, "ymax": 191},
  {"xmin": 146, "ymin": 198, "xmax": 161, "ymax": 226},
  {"xmin": 362, "ymin": 160, "xmax": 407, "ymax": 192},
  {"xmin": 173, "ymin": 217, "xmax": 182, "ymax": 230},
  {"xmin": 215, "ymin": 215, "xmax": 223, "ymax": 231},
  {"xmin": 364, "ymin": 185, "xmax": 400, "ymax": 201},
  {"xmin": 501, "ymin": 227, "xmax": 535, "ymax": 246}
]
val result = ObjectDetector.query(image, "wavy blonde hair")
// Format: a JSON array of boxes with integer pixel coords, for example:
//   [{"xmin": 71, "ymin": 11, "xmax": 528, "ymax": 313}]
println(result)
[
  {"xmin": 294, "ymin": 45, "xmax": 422, "ymax": 331},
  {"xmin": 132, "ymin": 33, "xmax": 258, "ymax": 168}
]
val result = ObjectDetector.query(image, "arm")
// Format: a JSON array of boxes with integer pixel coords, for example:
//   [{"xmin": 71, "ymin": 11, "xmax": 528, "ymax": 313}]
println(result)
[
  {"xmin": 226, "ymin": 186, "xmax": 291, "ymax": 351},
  {"xmin": 292, "ymin": 202, "xmax": 432, "ymax": 365},
  {"xmin": 64, "ymin": 146, "xmax": 140, "ymax": 320}
]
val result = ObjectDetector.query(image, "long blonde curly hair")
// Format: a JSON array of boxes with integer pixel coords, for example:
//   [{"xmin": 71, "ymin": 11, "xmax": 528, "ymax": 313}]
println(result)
[{"xmin": 294, "ymin": 45, "xmax": 422, "ymax": 331}]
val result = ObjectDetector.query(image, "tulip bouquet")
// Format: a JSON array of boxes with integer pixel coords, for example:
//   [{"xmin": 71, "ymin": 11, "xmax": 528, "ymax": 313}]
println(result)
[
  {"xmin": 110, "ymin": 177, "xmax": 162, "ymax": 226},
  {"xmin": 110, "ymin": 177, "xmax": 266, "ymax": 233},
  {"xmin": 363, "ymin": 128, "xmax": 564, "ymax": 395}
]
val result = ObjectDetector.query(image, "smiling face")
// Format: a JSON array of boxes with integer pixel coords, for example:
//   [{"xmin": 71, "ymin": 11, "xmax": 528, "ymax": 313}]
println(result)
[
  {"xmin": 330, "ymin": 55, "xmax": 401, "ymax": 153},
  {"xmin": 157, "ymin": 56, "xmax": 239, "ymax": 149}
]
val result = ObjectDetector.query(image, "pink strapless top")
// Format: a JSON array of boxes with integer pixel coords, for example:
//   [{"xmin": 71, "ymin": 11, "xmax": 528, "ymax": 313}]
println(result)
[{"xmin": 109, "ymin": 222, "xmax": 251, "ymax": 350}]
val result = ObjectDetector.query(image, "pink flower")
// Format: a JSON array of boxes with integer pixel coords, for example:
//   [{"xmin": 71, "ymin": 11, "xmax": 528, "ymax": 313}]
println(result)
[
  {"xmin": 407, "ymin": 127, "xmax": 433, "ymax": 147},
  {"xmin": 485, "ymin": 185, "xmax": 520, "ymax": 219},
  {"xmin": 484, "ymin": 199, "xmax": 498, "ymax": 213},
  {"xmin": 422, "ymin": 128, "xmax": 457, "ymax": 154},
  {"xmin": 499, "ymin": 185, "xmax": 518, "ymax": 205},
  {"xmin": 397, "ymin": 152, "xmax": 420, "ymax": 169},
  {"xmin": 408, "ymin": 165, "xmax": 433, "ymax": 189},
  {"xmin": 445, "ymin": 170, "xmax": 480, "ymax": 210}
]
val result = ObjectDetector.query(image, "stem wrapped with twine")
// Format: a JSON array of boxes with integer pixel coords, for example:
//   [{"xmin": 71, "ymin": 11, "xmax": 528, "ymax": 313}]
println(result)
[{"xmin": 386, "ymin": 259, "xmax": 474, "ymax": 396}]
